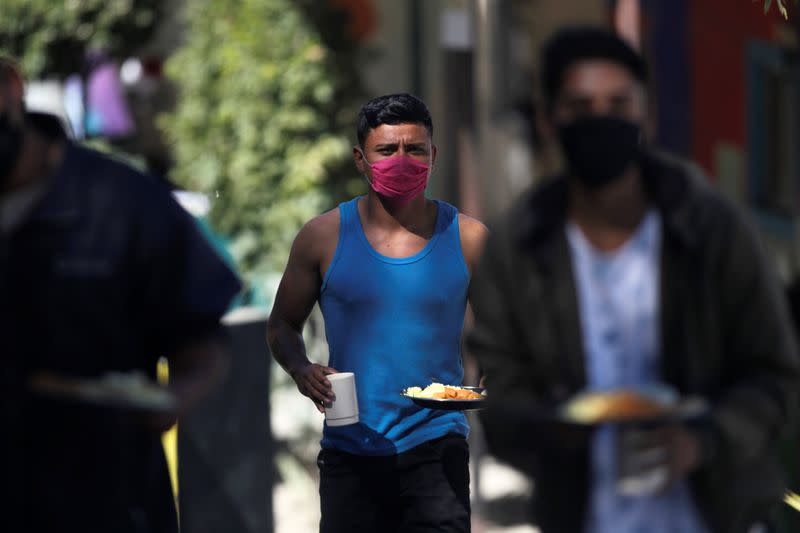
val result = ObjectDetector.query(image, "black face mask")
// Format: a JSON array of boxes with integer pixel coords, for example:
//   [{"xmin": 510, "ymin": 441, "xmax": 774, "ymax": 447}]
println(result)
[
  {"xmin": 557, "ymin": 116, "xmax": 642, "ymax": 188},
  {"xmin": 0, "ymin": 112, "xmax": 24, "ymax": 186}
]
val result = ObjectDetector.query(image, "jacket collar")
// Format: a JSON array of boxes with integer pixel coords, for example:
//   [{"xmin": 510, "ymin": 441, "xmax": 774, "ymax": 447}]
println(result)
[
  {"xmin": 517, "ymin": 150, "xmax": 704, "ymax": 262},
  {"xmin": 513, "ymin": 150, "xmax": 707, "ymax": 393}
]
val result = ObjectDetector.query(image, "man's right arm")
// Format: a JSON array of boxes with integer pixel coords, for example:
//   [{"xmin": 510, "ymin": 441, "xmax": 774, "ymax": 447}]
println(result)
[
  {"xmin": 708, "ymin": 206, "xmax": 800, "ymax": 467},
  {"xmin": 267, "ymin": 217, "xmax": 338, "ymax": 413},
  {"xmin": 468, "ymin": 215, "xmax": 591, "ymax": 474},
  {"xmin": 467, "ymin": 219, "xmax": 547, "ymax": 474}
]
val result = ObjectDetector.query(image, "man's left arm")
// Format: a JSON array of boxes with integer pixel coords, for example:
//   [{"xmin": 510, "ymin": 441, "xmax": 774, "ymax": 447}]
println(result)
[
  {"xmin": 157, "ymin": 334, "xmax": 230, "ymax": 427},
  {"xmin": 134, "ymin": 181, "xmax": 242, "ymax": 428},
  {"xmin": 707, "ymin": 210, "xmax": 800, "ymax": 467},
  {"xmin": 623, "ymin": 207, "xmax": 800, "ymax": 489},
  {"xmin": 459, "ymin": 214, "xmax": 490, "ymax": 278},
  {"xmin": 459, "ymin": 214, "xmax": 489, "ymax": 386}
]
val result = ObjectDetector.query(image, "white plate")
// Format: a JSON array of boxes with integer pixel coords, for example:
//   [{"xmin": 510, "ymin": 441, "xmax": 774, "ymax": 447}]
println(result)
[
  {"xmin": 401, "ymin": 386, "xmax": 486, "ymax": 411},
  {"xmin": 29, "ymin": 371, "xmax": 177, "ymax": 411},
  {"xmin": 559, "ymin": 385, "xmax": 708, "ymax": 426}
]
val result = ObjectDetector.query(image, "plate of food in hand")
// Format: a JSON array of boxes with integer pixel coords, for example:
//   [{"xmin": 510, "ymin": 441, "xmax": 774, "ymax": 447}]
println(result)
[
  {"xmin": 29, "ymin": 371, "xmax": 177, "ymax": 411},
  {"xmin": 559, "ymin": 385, "xmax": 708, "ymax": 426},
  {"xmin": 402, "ymin": 382, "xmax": 486, "ymax": 411}
]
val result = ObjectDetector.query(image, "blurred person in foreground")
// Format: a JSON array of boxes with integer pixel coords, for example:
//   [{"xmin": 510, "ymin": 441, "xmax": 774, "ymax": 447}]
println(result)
[
  {"xmin": 268, "ymin": 93, "xmax": 487, "ymax": 532},
  {"xmin": 0, "ymin": 57, "xmax": 241, "ymax": 532},
  {"xmin": 467, "ymin": 27, "xmax": 800, "ymax": 533}
]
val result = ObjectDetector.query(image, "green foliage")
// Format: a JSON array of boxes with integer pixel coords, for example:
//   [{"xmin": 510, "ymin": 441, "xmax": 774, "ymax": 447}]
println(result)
[
  {"xmin": 0, "ymin": 0, "xmax": 162, "ymax": 78},
  {"xmin": 161, "ymin": 0, "xmax": 364, "ymax": 282}
]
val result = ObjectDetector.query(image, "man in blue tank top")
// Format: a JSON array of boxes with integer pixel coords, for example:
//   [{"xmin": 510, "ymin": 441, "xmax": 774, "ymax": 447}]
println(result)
[{"xmin": 268, "ymin": 93, "xmax": 487, "ymax": 532}]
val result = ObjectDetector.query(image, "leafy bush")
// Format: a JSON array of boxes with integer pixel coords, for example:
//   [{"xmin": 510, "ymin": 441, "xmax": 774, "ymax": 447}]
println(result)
[
  {"xmin": 0, "ymin": 0, "xmax": 161, "ymax": 78},
  {"xmin": 161, "ymin": 0, "xmax": 365, "ymax": 286}
]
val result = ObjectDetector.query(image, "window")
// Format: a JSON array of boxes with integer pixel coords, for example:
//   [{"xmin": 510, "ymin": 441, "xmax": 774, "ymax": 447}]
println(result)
[{"xmin": 747, "ymin": 41, "xmax": 800, "ymax": 219}]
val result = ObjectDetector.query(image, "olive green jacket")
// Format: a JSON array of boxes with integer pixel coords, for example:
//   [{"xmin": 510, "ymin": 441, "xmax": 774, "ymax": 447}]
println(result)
[{"xmin": 467, "ymin": 151, "xmax": 800, "ymax": 533}]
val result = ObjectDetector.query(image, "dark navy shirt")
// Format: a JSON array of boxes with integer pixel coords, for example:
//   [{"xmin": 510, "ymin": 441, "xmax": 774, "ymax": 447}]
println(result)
[{"xmin": 0, "ymin": 127, "xmax": 241, "ymax": 532}]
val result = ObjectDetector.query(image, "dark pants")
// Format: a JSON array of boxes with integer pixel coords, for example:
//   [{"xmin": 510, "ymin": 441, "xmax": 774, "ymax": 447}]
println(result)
[{"xmin": 318, "ymin": 434, "xmax": 471, "ymax": 533}]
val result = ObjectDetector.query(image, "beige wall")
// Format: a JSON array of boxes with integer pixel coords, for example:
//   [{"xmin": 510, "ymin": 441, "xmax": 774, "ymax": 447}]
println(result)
[
  {"xmin": 516, "ymin": 0, "xmax": 611, "ymax": 182},
  {"xmin": 360, "ymin": 0, "xmax": 414, "ymax": 96},
  {"xmin": 521, "ymin": 0, "xmax": 610, "ymax": 78}
]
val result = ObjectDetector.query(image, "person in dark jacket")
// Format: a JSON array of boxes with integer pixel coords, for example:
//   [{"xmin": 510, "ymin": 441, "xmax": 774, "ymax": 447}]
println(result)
[
  {"xmin": 0, "ymin": 57, "xmax": 241, "ymax": 533},
  {"xmin": 467, "ymin": 27, "xmax": 799, "ymax": 533}
]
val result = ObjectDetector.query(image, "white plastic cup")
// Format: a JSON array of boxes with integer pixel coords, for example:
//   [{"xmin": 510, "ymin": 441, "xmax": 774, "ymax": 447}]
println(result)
[{"xmin": 325, "ymin": 372, "xmax": 359, "ymax": 427}]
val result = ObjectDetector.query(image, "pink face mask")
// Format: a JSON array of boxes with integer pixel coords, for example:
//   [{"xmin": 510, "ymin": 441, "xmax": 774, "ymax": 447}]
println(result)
[{"xmin": 360, "ymin": 152, "xmax": 430, "ymax": 204}]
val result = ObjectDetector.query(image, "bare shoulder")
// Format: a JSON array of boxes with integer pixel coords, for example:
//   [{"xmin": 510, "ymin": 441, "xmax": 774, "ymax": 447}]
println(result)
[
  {"xmin": 458, "ymin": 213, "xmax": 489, "ymax": 271},
  {"xmin": 296, "ymin": 207, "xmax": 340, "ymax": 244},
  {"xmin": 291, "ymin": 207, "xmax": 341, "ymax": 272},
  {"xmin": 459, "ymin": 213, "xmax": 489, "ymax": 248},
  {"xmin": 458, "ymin": 213, "xmax": 489, "ymax": 238}
]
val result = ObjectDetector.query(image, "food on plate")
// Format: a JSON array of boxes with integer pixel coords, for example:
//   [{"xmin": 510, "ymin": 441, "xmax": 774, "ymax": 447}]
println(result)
[
  {"xmin": 434, "ymin": 387, "xmax": 483, "ymax": 400},
  {"xmin": 404, "ymin": 386, "xmax": 424, "ymax": 397},
  {"xmin": 564, "ymin": 389, "xmax": 669, "ymax": 423},
  {"xmin": 405, "ymin": 382, "xmax": 483, "ymax": 400},
  {"xmin": 417, "ymin": 383, "xmax": 445, "ymax": 398}
]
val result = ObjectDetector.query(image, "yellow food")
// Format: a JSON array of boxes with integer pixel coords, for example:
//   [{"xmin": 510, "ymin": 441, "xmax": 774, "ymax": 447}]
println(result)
[
  {"xmin": 407, "ymin": 383, "xmax": 483, "ymax": 400},
  {"xmin": 565, "ymin": 390, "xmax": 667, "ymax": 423},
  {"xmin": 433, "ymin": 387, "xmax": 482, "ymax": 400},
  {"xmin": 417, "ymin": 383, "xmax": 446, "ymax": 398}
]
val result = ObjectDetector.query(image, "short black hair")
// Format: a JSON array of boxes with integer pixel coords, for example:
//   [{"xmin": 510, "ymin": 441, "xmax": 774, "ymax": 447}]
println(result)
[
  {"xmin": 541, "ymin": 26, "xmax": 648, "ymax": 110},
  {"xmin": 356, "ymin": 93, "xmax": 433, "ymax": 147}
]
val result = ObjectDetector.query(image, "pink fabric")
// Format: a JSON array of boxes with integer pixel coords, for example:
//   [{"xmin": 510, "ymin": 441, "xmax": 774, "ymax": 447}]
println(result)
[
  {"xmin": 86, "ymin": 62, "xmax": 134, "ymax": 138},
  {"xmin": 365, "ymin": 154, "xmax": 429, "ymax": 204}
]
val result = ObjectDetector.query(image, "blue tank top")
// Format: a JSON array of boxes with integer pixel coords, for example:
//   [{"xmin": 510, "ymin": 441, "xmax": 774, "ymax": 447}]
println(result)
[{"xmin": 319, "ymin": 197, "xmax": 470, "ymax": 455}]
